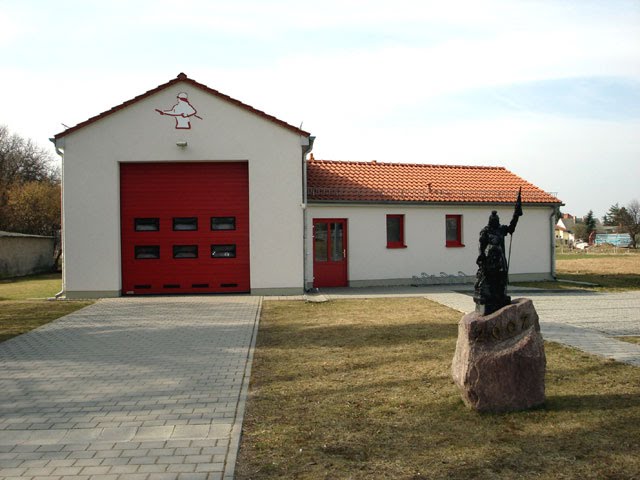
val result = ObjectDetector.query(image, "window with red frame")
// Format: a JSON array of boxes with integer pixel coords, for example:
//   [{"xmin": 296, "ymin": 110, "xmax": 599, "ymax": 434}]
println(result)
[
  {"xmin": 445, "ymin": 215, "xmax": 464, "ymax": 247},
  {"xmin": 386, "ymin": 214, "xmax": 406, "ymax": 248}
]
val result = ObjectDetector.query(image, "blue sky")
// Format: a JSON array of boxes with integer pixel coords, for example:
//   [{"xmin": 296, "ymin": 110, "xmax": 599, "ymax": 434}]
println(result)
[{"xmin": 1, "ymin": 0, "xmax": 639, "ymax": 219}]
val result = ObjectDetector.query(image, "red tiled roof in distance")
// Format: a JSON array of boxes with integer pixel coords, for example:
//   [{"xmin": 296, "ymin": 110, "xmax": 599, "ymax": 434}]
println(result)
[
  {"xmin": 54, "ymin": 72, "xmax": 310, "ymax": 139},
  {"xmin": 307, "ymin": 159, "xmax": 562, "ymax": 205}
]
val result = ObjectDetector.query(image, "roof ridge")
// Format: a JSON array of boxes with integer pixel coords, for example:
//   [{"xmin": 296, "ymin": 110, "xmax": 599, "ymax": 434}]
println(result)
[
  {"xmin": 308, "ymin": 159, "xmax": 506, "ymax": 170},
  {"xmin": 55, "ymin": 72, "xmax": 310, "ymax": 139}
]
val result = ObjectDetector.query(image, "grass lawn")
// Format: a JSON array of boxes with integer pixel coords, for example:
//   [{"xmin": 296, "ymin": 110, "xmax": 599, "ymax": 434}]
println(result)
[
  {"xmin": 236, "ymin": 298, "xmax": 640, "ymax": 480},
  {"xmin": 0, "ymin": 272, "xmax": 64, "ymax": 300},
  {"xmin": 0, "ymin": 273, "xmax": 92, "ymax": 342}
]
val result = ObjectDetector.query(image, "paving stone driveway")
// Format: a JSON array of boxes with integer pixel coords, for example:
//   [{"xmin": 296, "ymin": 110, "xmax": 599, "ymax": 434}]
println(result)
[
  {"xmin": 422, "ymin": 289, "xmax": 640, "ymax": 366},
  {"xmin": 0, "ymin": 296, "xmax": 262, "ymax": 480}
]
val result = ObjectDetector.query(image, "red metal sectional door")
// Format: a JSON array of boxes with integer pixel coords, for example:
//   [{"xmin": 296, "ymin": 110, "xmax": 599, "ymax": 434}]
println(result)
[{"xmin": 120, "ymin": 162, "xmax": 249, "ymax": 294}]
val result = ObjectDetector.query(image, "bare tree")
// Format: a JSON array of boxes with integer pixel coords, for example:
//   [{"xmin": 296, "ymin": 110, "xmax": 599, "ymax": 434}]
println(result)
[
  {"xmin": 573, "ymin": 223, "xmax": 587, "ymax": 243},
  {"xmin": 0, "ymin": 125, "xmax": 57, "ymax": 187},
  {"xmin": 620, "ymin": 199, "xmax": 640, "ymax": 248},
  {"xmin": 0, "ymin": 125, "xmax": 59, "ymax": 234}
]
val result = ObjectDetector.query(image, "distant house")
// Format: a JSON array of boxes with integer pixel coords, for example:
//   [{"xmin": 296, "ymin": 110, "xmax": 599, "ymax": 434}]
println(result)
[
  {"xmin": 52, "ymin": 72, "xmax": 563, "ymax": 298},
  {"xmin": 555, "ymin": 214, "xmax": 576, "ymax": 245}
]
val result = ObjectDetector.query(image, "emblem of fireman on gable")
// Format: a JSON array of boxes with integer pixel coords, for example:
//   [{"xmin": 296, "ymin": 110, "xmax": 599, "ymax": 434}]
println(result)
[{"xmin": 155, "ymin": 92, "xmax": 202, "ymax": 129}]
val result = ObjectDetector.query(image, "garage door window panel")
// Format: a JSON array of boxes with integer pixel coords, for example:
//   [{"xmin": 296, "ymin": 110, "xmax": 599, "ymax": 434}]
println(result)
[
  {"xmin": 135, "ymin": 245, "xmax": 160, "ymax": 259},
  {"xmin": 212, "ymin": 244, "xmax": 236, "ymax": 258},
  {"xmin": 173, "ymin": 217, "xmax": 198, "ymax": 231},
  {"xmin": 211, "ymin": 217, "xmax": 236, "ymax": 230},
  {"xmin": 173, "ymin": 245, "xmax": 198, "ymax": 258},
  {"xmin": 135, "ymin": 218, "xmax": 160, "ymax": 231}
]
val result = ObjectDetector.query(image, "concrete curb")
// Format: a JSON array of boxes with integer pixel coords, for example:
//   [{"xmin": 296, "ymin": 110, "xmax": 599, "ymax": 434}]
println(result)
[{"xmin": 222, "ymin": 296, "xmax": 263, "ymax": 479}]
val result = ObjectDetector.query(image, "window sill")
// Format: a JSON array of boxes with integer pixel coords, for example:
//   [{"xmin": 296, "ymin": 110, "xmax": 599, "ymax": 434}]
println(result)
[
  {"xmin": 387, "ymin": 244, "xmax": 408, "ymax": 249},
  {"xmin": 446, "ymin": 243, "xmax": 465, "ymax": 248}
]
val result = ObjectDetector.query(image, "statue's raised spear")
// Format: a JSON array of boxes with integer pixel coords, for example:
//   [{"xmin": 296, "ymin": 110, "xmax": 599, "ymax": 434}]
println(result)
[{"xmin": 507, "ymin": 187, "xmax": 523, "ymax": 282}]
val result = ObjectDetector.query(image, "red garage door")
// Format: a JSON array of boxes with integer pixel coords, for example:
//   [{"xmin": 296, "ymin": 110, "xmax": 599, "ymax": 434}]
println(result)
[{"xmin": 120, "ymin": 162, "xmax": 249, "ymax": 295}]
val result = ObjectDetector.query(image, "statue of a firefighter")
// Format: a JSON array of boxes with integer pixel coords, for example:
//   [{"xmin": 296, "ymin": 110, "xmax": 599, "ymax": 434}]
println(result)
[{"xmin": 473, "ymin": 188, "xmax": 523, "ymax": 316}]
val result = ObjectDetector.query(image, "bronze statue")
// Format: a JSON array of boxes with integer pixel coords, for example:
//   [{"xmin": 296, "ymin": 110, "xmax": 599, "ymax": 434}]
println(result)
[{"xmin": 473, "ymin": 189, "xmax": 523, "ymax": 315}]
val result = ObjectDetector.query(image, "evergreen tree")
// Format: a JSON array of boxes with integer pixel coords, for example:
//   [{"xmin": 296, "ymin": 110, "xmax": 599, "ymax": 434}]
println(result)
[
  {"xmin": 603, "ymin": 203, "xmax": 621, "ymax": 226},
  {"xmin": 585, "ymin": 210, "xmax": 596, "ymax": 243}
]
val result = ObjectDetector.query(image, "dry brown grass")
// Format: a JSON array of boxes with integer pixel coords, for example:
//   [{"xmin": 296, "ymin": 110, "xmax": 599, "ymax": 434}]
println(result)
[
  {"xmin": 555, "ymin": 253, "xmax": 640, "ymax": 290},
  {"xmin": 617, "ymin": 336, "xmax": 640, "ymax": 346},
  {"xmin": 236, "ymin": 298, "xmax": 640, "ymax": 480},
  {"xmin": 557, "ymin": 253, "xmax": 640, "ymax": 275}
]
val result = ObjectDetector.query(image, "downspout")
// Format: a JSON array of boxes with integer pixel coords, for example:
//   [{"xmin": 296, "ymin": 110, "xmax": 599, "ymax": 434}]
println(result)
[
  {"xmin": 49, "ymin": 137, "xmax": 65, "ymax": 299},
  {"xmin": 550, "ymin": 208, "xmax": 557, "ymax": 280},
  {"xmin": 301, "ymin": 135, "xmax": 315, "ymax": 292}
]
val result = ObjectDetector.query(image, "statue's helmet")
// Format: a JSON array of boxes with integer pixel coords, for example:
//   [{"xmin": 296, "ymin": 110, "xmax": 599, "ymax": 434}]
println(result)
[{"xmin": 489, "ymin": 210, "xmax": 500, "ymax": 228}]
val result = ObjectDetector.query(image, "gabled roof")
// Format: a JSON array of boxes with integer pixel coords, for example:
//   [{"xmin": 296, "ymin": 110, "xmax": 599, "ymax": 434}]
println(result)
[
  {"xmin": 54, "ymin": 73, "xmax": 310, "ymax": 139},
  {"xmin": 561, "ymin": 216, "xmax": 576, "ymax": 231},
  {"xmin": 307, "ymin": 159, "xmax": 562, "ymax": 205}
]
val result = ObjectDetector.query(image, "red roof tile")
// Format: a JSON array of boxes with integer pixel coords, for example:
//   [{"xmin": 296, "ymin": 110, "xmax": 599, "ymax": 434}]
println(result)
[
  {"xmin": 307, "ymin": 159, "xmax": 562, "ymax": 205},
  {"xmin": 54, "ymin": 72, "xmax": 310, "ymax": 139}
]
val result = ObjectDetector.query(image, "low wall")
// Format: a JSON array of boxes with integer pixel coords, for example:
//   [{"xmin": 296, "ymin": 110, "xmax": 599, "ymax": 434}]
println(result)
[{"xmin": 0, "ymin": 231, "xmax": 55, "ymax": 278}]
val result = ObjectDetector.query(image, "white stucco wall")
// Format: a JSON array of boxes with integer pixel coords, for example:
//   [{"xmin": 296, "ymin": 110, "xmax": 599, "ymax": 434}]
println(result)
[
  {"xmin": 60, "ymin": 82, "xmax": 306, "ymax": 297},
  {"xmin": 305, "ymin": 204, "xmax": 555, "ymax": 287}
]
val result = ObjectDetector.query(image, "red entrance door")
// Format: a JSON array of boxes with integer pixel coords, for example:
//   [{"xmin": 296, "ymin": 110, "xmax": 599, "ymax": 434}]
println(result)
[{"xmin": 313, "ymin": 218, "xmax": 348, "ymax": 288}]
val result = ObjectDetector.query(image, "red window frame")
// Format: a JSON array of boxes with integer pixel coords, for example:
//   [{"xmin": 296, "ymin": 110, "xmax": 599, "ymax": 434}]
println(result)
[
  {"xmin": 386, "ymin": 214, "xmax": 406, "ymax": 248},
  {"xmin": 445, "ymin": 214, "xmax": 464, "ymax": 247}
]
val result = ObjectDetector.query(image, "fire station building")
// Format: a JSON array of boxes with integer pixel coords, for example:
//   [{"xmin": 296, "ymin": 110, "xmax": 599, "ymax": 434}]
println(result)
[{"xmin": 53, "ymin": 73, "xmax": 561, "ymax": 298}]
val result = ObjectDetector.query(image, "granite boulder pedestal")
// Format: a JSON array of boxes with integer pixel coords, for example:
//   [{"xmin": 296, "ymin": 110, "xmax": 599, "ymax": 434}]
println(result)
[{"xmin": 451, "ymin": 298, "xmax": 546, "ymax": 413}]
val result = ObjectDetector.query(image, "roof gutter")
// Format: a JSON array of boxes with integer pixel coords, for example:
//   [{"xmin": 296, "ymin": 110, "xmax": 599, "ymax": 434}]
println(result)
[
  {"xmin": 550, "ymin": 208, "xmax": 557, "ymax": 280},
  {"xmin": 301, "ymin": 136, "xmax": 315, "ymax": 292},
  {"xmin": 49, "ymin": 137, "xmax": 65, "ymax": 299}
]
